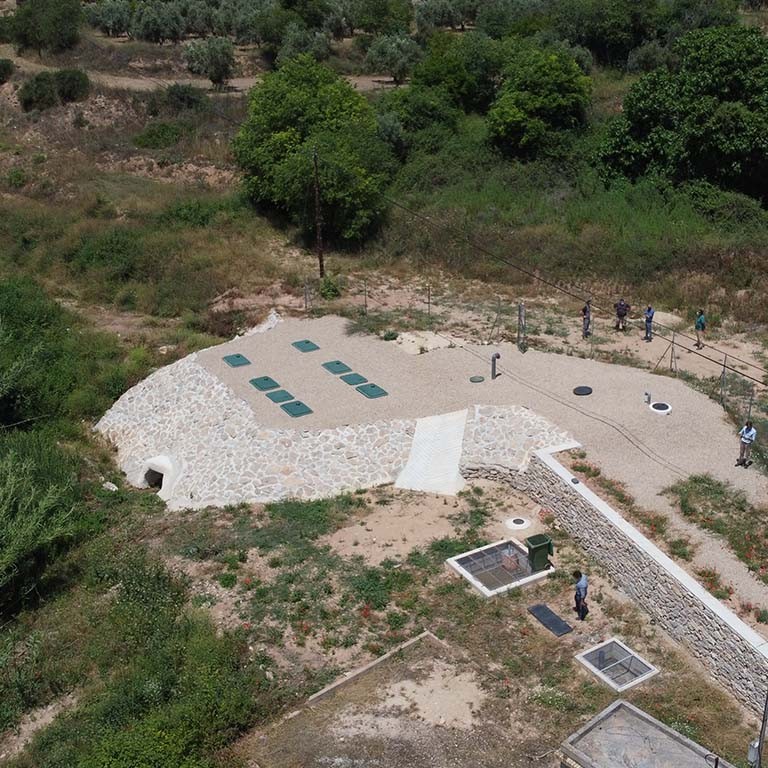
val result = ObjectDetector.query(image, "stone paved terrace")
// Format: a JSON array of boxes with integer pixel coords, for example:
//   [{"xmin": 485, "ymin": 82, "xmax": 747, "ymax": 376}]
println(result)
[{"xmin": 97, "ymin": 314, "xmax": 768, "ymax": 512}]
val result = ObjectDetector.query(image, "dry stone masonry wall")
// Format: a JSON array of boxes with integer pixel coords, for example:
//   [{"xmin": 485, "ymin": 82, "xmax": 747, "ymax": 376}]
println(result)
[
  {"xmin": 97, "ymin": 358, "xmax": 569, "ymax": 510},
  {"xmin": 467, "ymin": 457, "xmax": 768, "ymax": 714}
]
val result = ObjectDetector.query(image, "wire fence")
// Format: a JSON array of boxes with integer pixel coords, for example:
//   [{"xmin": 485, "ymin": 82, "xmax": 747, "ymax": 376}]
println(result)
[{"xmin": 301, "ymin": 274, "xmax": 768, "ymax": 472}]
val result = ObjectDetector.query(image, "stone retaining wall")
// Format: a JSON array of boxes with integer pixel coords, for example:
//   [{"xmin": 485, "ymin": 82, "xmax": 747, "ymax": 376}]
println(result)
[{"xmin": 464, "ymin": 451, "xmax": 768, "ymax": 714}]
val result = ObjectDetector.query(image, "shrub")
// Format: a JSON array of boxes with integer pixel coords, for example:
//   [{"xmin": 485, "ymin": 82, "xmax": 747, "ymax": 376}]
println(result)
[
  {"xmin": 131, "ymin": 2, "xmax": 184, "ymax": 43},
  {"xmin": 365, "ymin": 33, "xmax": 422, "ymax": 84},
  {"xmin": 318, "ymin": 274, "xmax": 341, "ymax": 299},
  {"xmin": 6, "ymin": 168, "xmax": 28, "ymax": 189},
  {"xmin": 0, "ymin": 58, "xmax": 13, "ymax": 85},
  {"xmin": 18, "ymin": 72, "xmax": 59, "ymax": 112},
  {"xmin": 72, "ymin": 228, "xmax": 144, "ymax": 281},
  {"xmin": 54, "ymin": 68, "xmax": 90, "ymax": 103},
  {"xmin": 233, "ymin": 55, "xmax": 396, "ymax": 242},
  {"xmin": 133, "ymin": 121, "xmax": 185, "ymax": 149},
  {"xmin": 165, "ymin": 84, "xmax": 209, "ymax": 113},
  {"xmin": 183, "ymin": 36, "xmax": 236, "ymax": 89},
  {"xmin": 626, "ymin": 39, "xmax": 675, "ymax": 72},
  {"xmin": 476, "ymin": 0, "xmax": 548, "ymax": 38}
]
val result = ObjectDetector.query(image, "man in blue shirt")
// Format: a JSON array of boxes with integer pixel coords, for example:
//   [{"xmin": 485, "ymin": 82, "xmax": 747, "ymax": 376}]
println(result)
[
  {"xmin": 573, "ymin": 570, "xmax": 589, "ymax": 620},
  {"xmin": 643, "ymin": 305, "xmax": 654, "ymax": 342},
  {"xmin": 737, "ymin": 420, "xmax": 757, "ymax": 467}
]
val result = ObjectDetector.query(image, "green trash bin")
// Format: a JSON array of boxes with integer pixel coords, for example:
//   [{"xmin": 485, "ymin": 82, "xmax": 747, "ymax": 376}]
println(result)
[{"xmin": 525, "ymin": 533, "xmax": 553, "ymax": 572}]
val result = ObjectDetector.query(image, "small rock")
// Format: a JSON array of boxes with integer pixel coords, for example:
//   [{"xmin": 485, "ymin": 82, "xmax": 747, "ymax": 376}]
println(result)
[{"xmin": 102, "ymin": 481, "xmax": 118, "ymax": 492}]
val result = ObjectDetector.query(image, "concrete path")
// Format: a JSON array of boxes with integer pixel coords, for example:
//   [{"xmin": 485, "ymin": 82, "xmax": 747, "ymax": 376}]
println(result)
[{"xmin": 395, "ymin": 409, "xmax": 467, "ymax": 495}]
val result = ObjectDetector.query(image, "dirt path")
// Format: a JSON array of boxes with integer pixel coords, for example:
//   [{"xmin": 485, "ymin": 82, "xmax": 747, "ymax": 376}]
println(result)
[{"xmin": 0, "ymin": 45, "xmax": 396, "ymax": 94}]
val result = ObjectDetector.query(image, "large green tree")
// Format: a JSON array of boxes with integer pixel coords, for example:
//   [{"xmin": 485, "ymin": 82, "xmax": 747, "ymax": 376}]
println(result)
[
  {"xmin": 365, "ymin": 33, "xmax": 423, "ymax": 84},
  {"xmin": 233, "ymin": 56, "xmax": 396, "ymax": 241},
  {"xmin": 598, "ymin": 26, "xmax": 768, "ymax": 201},
  {"xmin": 413, "ymin": 31, "xmax": 503, "ymax": 112},
  {"xmin": 488, "ymin": 38, "xmax": 591, "ymax": 153}
]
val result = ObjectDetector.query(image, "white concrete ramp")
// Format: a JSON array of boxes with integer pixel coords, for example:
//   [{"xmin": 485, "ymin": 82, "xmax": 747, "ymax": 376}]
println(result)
[{"xmin": 395, "ymin": 409, "xmax": 468, "ymax": 495}]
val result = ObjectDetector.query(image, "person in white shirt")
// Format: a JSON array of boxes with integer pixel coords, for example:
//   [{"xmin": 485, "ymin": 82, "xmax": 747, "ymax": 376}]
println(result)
[{"xmin": 737, "ymin": 420, "xmax": 757, "ymax": 467}]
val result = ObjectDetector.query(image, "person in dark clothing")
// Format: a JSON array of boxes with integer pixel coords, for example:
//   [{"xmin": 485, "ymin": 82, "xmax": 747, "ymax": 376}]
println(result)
[
  {"xmin": 582, "ymin": 299, "xmax": 592, "ymax": 339},
  {"xmin": 614, "ymin": 299, "xmax": 629, "ymax": 331},
  {"xmin": 573, "ymin": 570, "xmax": 589, "ymax": 620}
]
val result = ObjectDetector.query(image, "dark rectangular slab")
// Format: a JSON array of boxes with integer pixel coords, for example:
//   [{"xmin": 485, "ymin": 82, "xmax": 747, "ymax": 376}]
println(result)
[
  {"xmin": 340, "ymin": 372, "xmax": 368, "ymax": 386},
  {"xmin": 292, "ymin": 339, "xmax": 319, "ymax": 352},
  {"xmin": 281, "ymin": 401, "xmax": 313, "ymax": 418},
  {"xmin": 223, "ymin": 353, "xmax": 250, "ymax": 367},
  {"xmin": 266, "ymin": 389, "xmax": 293, "ymax": 403},
  {"xmin": 250, "ymin": 376, "xmax": 279, "ymax": 392},
  {"xmin": 528, "ymin": 603, "xmax": 573, "ymax": 636},
  {"xmin": 356, "ymin": 383, "xmax": 388, "ymax": 399},
  {"xmin": 322, "ymin": 360, "xmax": 352, "ymax": 375}
]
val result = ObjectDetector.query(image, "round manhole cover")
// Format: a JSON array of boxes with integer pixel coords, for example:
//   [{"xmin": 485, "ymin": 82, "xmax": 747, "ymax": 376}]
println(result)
[
  {"xmin": 650, "ymin": 401, "xmax": 672, "ymax": 414},
  {"xmin": 573, "ymin": 386, "xmax": 593, "ymax": 396},
  {"xmin": 470, "ymin": 375, "xmax": 485, "ymax": 383},
  {"xmin": 505, "ymin": 517, "xmax": 531, "ymax": 530}
]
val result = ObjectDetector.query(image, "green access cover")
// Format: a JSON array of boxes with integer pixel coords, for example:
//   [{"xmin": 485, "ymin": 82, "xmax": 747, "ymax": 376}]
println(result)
[
  {"xmin": 266, "ymin": 389, "xmax": 293, "ymax": 403},
  {"xmin": 322, "ymin": 360, "xmax": 352, "ymax": 375},
  {"xmin": 292, "ymin": 339, "xmax": 320, "ymax": 352},
  {"xmin": 281, "ymin": 400, "xmax": 313, "ymax": 417},
  {"xmin": 340, "ymin": 372, "xmax": 367, "ymax": 386},
  {"xmin": 250, "ymin": 376, "xmax": 279, "ymax": 392},
  {"xmin": 223, "ymin": 353, "xmax": 250, "ymax": 367},
  {"xmin": 356, "ymin": 383, "xmax": 388, "ymax": 399}
]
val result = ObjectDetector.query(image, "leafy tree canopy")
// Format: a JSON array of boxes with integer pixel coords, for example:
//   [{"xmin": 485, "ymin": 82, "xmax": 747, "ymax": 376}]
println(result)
[
  {"xmin": 597, "ymin": 26, "xmax": 768, "ymax": 202},
  {"xmin": 488, "ymin": 37, "xmax": 591, "ymax": 153},
  {"xmin": 413, "ymin": 31, "xmax": 503, "ymax": 112},
  {"xmin": 12, "ymin": 0, "xmax": 81, "ymax": 55},
  {"xmin": 365, "ymin": 33, "xmax": 423, "ymax": 84},
  {"xmin": 184, "ymin": 36, "xmax": 236, "ymax": 88},
  {"xmin": 234, "ymin": 55, "xmax": 396, "ymax": 241}
]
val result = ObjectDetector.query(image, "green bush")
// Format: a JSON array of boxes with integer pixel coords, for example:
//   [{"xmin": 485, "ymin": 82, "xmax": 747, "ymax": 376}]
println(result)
[
  {"xmin": 86, "ymin": 0, "xmax": 132, "ymax": 37},
  {"xmin": 6, "ymin": 167, "xmax": 28, "ymax": 189},
  {"xmin": 18, "ymin": 72, "xmax": 59, "ymax": 113},
  {"xmin": 54, "ymin": 68, "xmax": 90, "ymax": 103},
  {"xmin": 133, "ymin": 121, "xmax": 186, "ymax": 149},
  {"xmin": 275, "ymin": 23, "xmax": 332, "ymax": 68},
  {"xmin": 165, "ymin": 84, "xmax": 209, "ymax": 113},
  {"xmin": 72, "ymin": 228, "xmax": 144, "ymax": 281},
  {"xmin": 0, "ymin": 58, "xmax": 13, "ymax": 85}
]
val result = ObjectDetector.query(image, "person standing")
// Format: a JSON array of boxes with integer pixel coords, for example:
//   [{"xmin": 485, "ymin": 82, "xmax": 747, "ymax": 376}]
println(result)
[
  {"xmin": 643, "ymin": 305, "xmax": 654, "ymax": 342},
  {"xmin": 736, "ymin": 420, "xmax": 757, "ymax": 467},
  {"xmin": 695, "ymin": 310, "xmax": 706, "ymax": 349},
  {"xmin": 573, "ymin": 570, "xmax": 589, "ymax": 620},
  {"xmin": 614, "ymin": 299, "xmax": 629, "ymax": 331},
  {"xmin": 582, "ymin": 299, "xmax": 592, "ymax": 339}
]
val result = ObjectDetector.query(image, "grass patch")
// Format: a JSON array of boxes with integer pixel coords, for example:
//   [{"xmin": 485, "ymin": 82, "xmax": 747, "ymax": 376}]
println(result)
[
  {"xmin": 133, "ymin": 121, "xmax": 188, "ymax": 150},
  {"xmin": 667, "ymin": 475, "xmax": 768, "ymax": 581}
]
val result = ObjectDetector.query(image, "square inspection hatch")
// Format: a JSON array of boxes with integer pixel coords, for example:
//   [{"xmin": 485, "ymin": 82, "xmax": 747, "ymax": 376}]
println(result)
[
  {"xmin": 356, "ymin": 383, "xmax": 388, "ymax": 399},
  {"xmin": 576, "ymin": 638, "xmax": 658, "ymax": 692},
  {"xmin": 266, "ymin": 389, "xmax": 294, "ymax": 403},
  {"xmin": 250, "ymin": 376, "xmax": 279, "ymax": 392},
  {"xmin": 223, "ymin": 353, "xmax": 251, "ymax": 367},
  {"xmin": 340, "ymin": 373, "xmax": 368, "ymax": 386},
  {"xmin": 322, "ymin": 360, "xmax": 352, "ymax": 374},
  {"xmin": 292, "ymin": 339, "xmax": 320, "ymax": 352},
  {"xmin": 281, "ymin": 401, "xmax": 313, "ymax": 418}
]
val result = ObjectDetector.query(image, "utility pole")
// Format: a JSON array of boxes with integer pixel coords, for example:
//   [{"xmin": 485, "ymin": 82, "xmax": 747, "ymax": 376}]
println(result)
[{"xmin": 312, "ymin": 147, "xmax": 325, "ymax": 279}]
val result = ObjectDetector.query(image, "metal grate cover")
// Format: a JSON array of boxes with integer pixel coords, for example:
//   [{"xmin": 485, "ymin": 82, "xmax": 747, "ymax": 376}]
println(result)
[
  {"xmin": 266, "ymin": 389, "xmax": 294, "ymax": 403},
  {"xmin": 281, "ymin": 401, "xmax": 313, "ymax": 418},
  {"xmin": 250, "ymin": 376, "xmax": 280, "ymax": 392},
  {"xmin": 292, "ymin": 339, "xmax": 320, "ymax": 352},
  {"xmin": 322, "ymin": 360, "xmax": 352, "ymax": 374},
  {"xmin": 576, "ymin": 638, "xmax": 658, "ymax": 692},
  {"xmin": 356, "ymin": 383, "xmax": 388, "ymax": 399}
]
